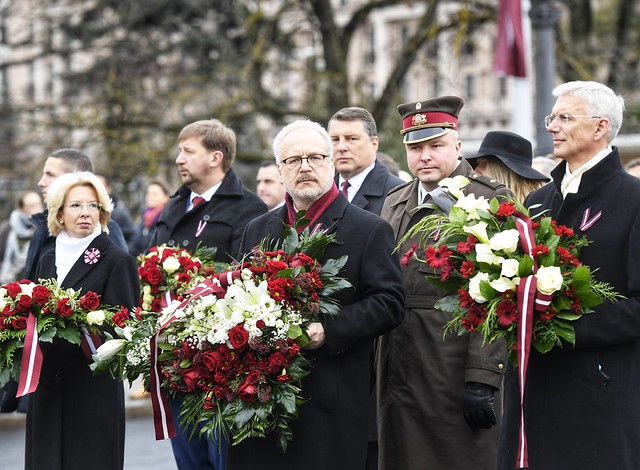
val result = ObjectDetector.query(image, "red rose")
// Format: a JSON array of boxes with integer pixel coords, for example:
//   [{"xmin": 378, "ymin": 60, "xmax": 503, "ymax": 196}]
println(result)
[
  {"xmin": 11, "ymin": 316, "xmax": 27, "ymax": 330},
  {"xmin": 176, "ymin": 273, "xmax": 192, "ymax": 284},
  {"xmin": 291, "ymin": 253, "xmax": 315, "ymax": 269},
  {"xmin": 228, "ymin": 325, "xmax": 249, "ymax": 350},
  {"xmin": 6, "ymin": 283, "xmax": 21, "ymax": 299},
  {"xmin": 80, "ymin": 291, "xmax": 101, "ymax": 310},
  {"xmin": 143, "ymin": 265, "xmax": 164, "ymax": 286},
  {"xmin": 277, "ymin": 374, "xmax": 291, "ymax": 383},
  {"xmin": 265, "ymin": 260, "xmax": 289, "ymax": 277},
  {"xmin": 16, "ymin": 294, "xmax": 33, "ymax": 313},
  {"xmin": 32, "ymin": 285, "xmax": 51, "ymax": 306},
  {"xmin": 268, "ymin": 351, "xmax": 286, "ymax": 369},
  {"xmin": 56, "ymin": 298, "xmax": 73, "ymax": 317},
  {"xmin": 238, "ymin": 376, "xmax": 258, "ymax": 402},
  {"xmin": 201, "ymin": 350, "xmax": 224, "ymax": 372},
  {"xmin": 112, "ymin": 307, "xmax": 131, "ymax": 328},
  {"xmin": 181, "ymin": 369, "xmax": 199, "ymax": 392}
]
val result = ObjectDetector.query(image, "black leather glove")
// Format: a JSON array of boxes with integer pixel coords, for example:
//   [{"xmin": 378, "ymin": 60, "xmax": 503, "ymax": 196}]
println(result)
[{"xmin": 463, "ymin": 381, "xmax": 498, "ymax": 430}]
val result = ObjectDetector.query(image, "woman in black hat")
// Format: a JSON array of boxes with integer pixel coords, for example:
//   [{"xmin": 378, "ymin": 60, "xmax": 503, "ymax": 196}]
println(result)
[{"xmin": 465, "ymin": 131, "xmax": 550, "ymax": 202}]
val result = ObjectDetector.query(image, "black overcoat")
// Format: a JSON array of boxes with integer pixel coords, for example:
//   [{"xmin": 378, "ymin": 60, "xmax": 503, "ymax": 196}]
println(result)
[
  {"xmin": 498, "ymin": 148, "xmax": 640, "ymax": 470},
  {"xmin": 226, "ymin": 195, "xmax": 405, "ymax": 470},
  {"xmin": 26, "ymin": 232, "xmax": 139, "ymax": 470},
  {"xmin": 148, "ymin": 169, "xmax": 267, "ymax": 262}
]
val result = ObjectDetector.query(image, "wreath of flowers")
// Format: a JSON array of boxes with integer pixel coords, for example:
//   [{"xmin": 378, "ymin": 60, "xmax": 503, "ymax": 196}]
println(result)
[
  {"xmin": 401, "ymin": 175, "xmax": 622, "ymax": 360},
  {"xmin": 0, "ymin": 278, "xmax": 127, "ymax": 388},
  {"xmin": 138, "ymin": 245, "xmax": 220, "ymax": 312},
  {"xmin": 92, "ymin": 223, "xmax": 351, "ymax": 452}
]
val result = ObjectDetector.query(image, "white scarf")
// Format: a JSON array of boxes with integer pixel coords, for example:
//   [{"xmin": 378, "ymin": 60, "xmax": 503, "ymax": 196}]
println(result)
[{"xmin": 55, "ymin": 225, "xmax": 102, "ymax": 284}]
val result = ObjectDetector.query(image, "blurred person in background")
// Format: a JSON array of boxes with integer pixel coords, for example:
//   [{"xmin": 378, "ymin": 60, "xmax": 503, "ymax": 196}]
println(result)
[
  {"xmin": 27, "ymin": 171, "xmax": 139, "ymax": 470},
  {"xmin": 0, "ymin": 191, "xmax": 44, "ymax": 284},
  {"xmin": 97, "ymin": 174, "xmax": 138, "ymax": 255},
  {"xmin": 133, "ymin": 179, "xmax": 171, "ymax": 254},
  {"xmin": 464, "ymin": 131, "xmax": 550, "ymax": 203},
  {"xmin": 532, "ymin": 155, "xmax": 560, "ymax": 179},
  {"xmin": 624, "ymin": 157, "xmax": 640, "ymax": 178},
  {"xmin": 255, "ymin": 161, "xmax": 286, "ymax": 210}
]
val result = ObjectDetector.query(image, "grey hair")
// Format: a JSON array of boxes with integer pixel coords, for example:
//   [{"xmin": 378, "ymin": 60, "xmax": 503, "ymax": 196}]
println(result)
[
  {"xmin": 552, "ymin": 81, "xmax": 625, "ymax": 143},
  {"xmin": 272, "ymin": 120, "xmax": 333, "ymax": 163}
]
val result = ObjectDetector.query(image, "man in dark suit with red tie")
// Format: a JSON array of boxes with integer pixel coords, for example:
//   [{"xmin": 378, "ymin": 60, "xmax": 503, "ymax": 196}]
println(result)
[
  {"xmin": 149, "ymin": 119, "xmax": 267, "ymax": 469},
  {"xmin": 329, "ymin": 107, "xmax": 405, "ymax": 216},
  {"xmin": 327, "ymin": 106, "xmax": 405, "ymax": 469}
]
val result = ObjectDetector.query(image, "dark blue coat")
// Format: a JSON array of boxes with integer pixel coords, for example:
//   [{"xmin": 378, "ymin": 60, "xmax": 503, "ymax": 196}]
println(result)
[{"xmin": 499, "ymin": 147, "xmax": 640, "ymax": 470}]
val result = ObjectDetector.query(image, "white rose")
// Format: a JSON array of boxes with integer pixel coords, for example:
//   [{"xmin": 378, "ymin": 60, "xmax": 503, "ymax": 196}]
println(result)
[
  {"xmin": 463, "ymin": 222, "xmax": 490, "ymax": 244},
  {"xmin": 468, "ymin": 272, "xmax": 492, "ymax": 303},
  {"xmin": 500, "ymin": 258, "xmax": 520, "ymax": 278},
  {"xmin": 94, "ymin": 339, "xmax": 126, "ymax": 361},
  {"xmin": 455, "ymin": 194, "xmax": 491, "ymax": 220},
  {"xmin": 438, "ymin": 175, "xmax": 470, "ymax": 199},
  {"xmin": 162, "ymin": 256, "xmax": 181, "ymax": 274},
  {"xmin": 490, "ymin": 276, "xmax": 520, "ymax": 293},
  {"xmin": 475, "ymin": 244, "xmax": 503, "ymax": 266},
  {"xmin": 489, "ymin": 229, "xmax": 520, "ymax": 253},
  {"xmin": 86, "ymin": 310, "xmax": 106, "ymax": 326},
  {"xmin": 20, "ymin": 282, "xmax": 36, "ymax": 297},
  {"xmin": 535, "ymin": 266, "xmax": 563, "ymax": 295}
]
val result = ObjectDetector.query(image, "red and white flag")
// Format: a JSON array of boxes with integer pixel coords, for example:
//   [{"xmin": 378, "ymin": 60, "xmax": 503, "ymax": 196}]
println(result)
[{"xmin": 494, "ymin": 0, "xmax": 526, "ymax": 77}]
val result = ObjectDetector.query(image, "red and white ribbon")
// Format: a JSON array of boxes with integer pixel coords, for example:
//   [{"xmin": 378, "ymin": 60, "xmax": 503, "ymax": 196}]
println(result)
[
  {"xmin": 150, "ymin": 270, "xmax": 242, "ymax": 440},
  {"xmin": 17, "ymin": 313, "xmax": 43, "ymax": 397},
  {"xmin": 512, "ymin": 211, "xmax": 553, "ymax": 468}
]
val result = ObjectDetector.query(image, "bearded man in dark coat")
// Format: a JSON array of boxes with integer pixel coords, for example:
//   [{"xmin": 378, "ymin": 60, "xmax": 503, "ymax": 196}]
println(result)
[
  {"xmin": 498, "ymin": 82, "xmax": 640, "ymax": 470},
  {"xmin": 377, "ymin": 96, "xmax": 512, "ymax": 470},
  {"xmin": 226, "ymin": 119, "xmax": 405, "ymax": 470}
]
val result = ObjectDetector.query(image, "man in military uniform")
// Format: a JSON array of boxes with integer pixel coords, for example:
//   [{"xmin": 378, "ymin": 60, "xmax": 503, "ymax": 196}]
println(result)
[{"xmin": 377, "ymin": 96, "xmax": 512, "ymax": 470}]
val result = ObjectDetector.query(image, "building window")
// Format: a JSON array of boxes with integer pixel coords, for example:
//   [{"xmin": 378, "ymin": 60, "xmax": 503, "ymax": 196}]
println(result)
[
  {"xmin": 466, "ymin": 74, "xmax": 475, "ymax": 99},
  {"xmin": 498, "ymin": 76, "xmax": 507, "ymax": 98}
]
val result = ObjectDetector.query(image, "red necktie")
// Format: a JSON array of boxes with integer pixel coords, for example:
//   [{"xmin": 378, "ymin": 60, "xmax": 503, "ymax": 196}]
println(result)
[
  {"xmin": 341, "ymin": 181, "xmax": 350, "ymax": 198},
  {"xmin": 192, "ymin": 196, "xmax": 205, "ymax": 208}
]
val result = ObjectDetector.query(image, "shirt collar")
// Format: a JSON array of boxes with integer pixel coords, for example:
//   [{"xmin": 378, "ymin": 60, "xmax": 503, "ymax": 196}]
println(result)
[
  {"xmin": 560, "ymin": 146, "xmax": 612, "ymax": 198},
  {"xmin": 338, "ymin": 161, "xmax": 376, "ymax": 202},
  {"xmin": 188, "ymin": 182, "xmax": 221, "ymax": 210}
]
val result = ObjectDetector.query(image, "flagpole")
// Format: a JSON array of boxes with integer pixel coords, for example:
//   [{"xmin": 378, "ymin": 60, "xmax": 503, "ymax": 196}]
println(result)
[
  {"xmin": 511, "ymin": 0, "xmax": 533, "ymax": 142},
  {"xmin": 529, "ymin": 0, "xmax": 560, "ymax": 156}
]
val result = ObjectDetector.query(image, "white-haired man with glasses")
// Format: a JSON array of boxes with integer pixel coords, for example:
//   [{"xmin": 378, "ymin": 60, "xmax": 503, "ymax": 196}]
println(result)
[
  {"xmin": 498, "ymin": 81, "xmax": 640, "ymax": 470},
  {"xmin": 226, "ymin": 119, "xmax": 405, "ymax": 470}
]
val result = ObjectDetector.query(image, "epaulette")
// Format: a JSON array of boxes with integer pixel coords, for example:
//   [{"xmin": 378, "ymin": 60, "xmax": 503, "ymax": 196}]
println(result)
[
  {"xmin": 468, "ymin": 172, "xmax": 507, "ymax": 190},
  {"xmin": 386, "ymin": 179, "xmax": 414, "ymax": 195}
]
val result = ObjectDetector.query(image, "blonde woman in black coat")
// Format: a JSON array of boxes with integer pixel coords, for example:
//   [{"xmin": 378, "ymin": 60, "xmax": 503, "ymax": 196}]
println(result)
[{"xmin": 27, "ymin": 172, "xmax": 139, "ymax": 470}]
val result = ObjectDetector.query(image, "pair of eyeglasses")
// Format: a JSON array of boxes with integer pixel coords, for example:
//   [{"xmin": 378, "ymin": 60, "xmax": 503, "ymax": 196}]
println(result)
[
  {"xmin": 280, "ymin": 154, "xmax": 330, "ymax": 170},
  {"xmin": 64, "ymin": 201, "xmax": 102, "ymax": 213},
  {"xmin": 544, "ymin": 113, "xmax": 602, "ymax": 127}
]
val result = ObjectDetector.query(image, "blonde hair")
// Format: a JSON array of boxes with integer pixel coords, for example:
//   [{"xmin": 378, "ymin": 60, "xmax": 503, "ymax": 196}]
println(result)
[
  {"xmin": 47, "ymin": 172, "xmax": 113, "ymax": 236},
  {"xmin": 481, "ymin": 158, "xmax": 546, "ymax": 203}
]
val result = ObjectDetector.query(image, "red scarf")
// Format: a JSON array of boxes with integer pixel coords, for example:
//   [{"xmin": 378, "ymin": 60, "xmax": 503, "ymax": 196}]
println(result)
[
  {"xmin": 285, "ymin": 183, "xmax": 340, "ymax": 232},
  {"xmin": 143, "ymin": 204, "xmax": 166, "ymax": 228}
]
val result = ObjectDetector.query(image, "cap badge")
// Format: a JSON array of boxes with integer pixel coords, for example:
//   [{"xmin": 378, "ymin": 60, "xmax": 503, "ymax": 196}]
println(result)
[
  {"xmin": 412, "ymin": 113, "xmax": 427, "ymax": 126},
  {"xmin": 415, "ymin": 102, "xmax": 422, "ymax": 110}
]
